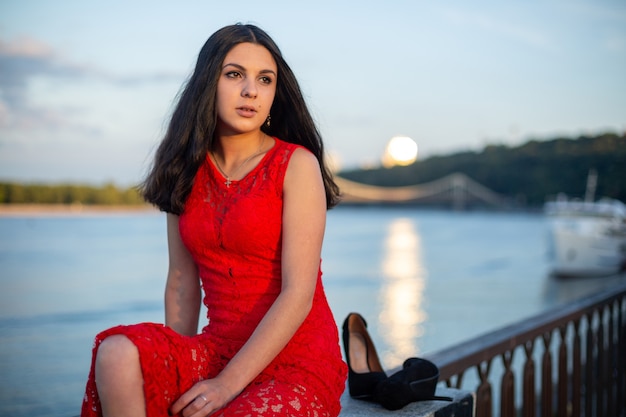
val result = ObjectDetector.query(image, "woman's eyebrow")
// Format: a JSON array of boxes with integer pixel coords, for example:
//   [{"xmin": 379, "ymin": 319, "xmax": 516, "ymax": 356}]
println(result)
[
  {"xmin": 222, "ymin": 62, "xmax": 276, "ymax": 76},
  {"xmin": 222, "ymin": 62, "xmax": 245, "ymax": 71}
]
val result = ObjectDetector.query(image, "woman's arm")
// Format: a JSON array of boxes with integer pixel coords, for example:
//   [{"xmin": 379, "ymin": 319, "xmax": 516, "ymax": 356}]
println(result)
[
  {"xmin": 164, "ymin": 213, "xmax": 201, "ymax": 336},
  {"xmin": 171, "ymin": 148, "xmax": 327, "ymax": 414},
  {"xmin": 218, "ymin": 147, "xmax": 326, "ymax": 386}
]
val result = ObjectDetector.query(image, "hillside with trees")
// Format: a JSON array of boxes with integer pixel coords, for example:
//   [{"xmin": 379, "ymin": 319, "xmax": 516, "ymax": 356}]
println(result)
[{"xmin": 338, "ymin": 132, "xmax": 626, "ymax": 207}]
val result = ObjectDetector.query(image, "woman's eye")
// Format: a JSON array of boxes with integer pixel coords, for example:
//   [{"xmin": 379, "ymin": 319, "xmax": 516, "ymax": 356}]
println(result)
[
  {"xmin": 259, "ymin": 76, "xmax": 273, "ymax": 84},
  {"xmin": 226, "ymin": 71, "xmax": 242, "ymax": 79}
]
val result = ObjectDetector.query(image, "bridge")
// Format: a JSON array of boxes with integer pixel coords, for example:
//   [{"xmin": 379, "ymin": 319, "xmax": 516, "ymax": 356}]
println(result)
[{"xmin": 335, "ymin": 172, "xmax": 510, "ymax": 209}]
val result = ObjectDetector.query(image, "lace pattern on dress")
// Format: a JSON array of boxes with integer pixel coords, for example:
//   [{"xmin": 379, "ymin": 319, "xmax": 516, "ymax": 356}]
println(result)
[{"xmin": 80, "ymin": 139, "xmax": 347, "ymax": 417}]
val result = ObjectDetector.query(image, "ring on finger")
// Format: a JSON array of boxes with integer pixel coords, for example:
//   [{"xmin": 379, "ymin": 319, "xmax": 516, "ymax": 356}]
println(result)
[{"xmin": 199, "ymin": 394, "xmax": 208, "ymax": 403}]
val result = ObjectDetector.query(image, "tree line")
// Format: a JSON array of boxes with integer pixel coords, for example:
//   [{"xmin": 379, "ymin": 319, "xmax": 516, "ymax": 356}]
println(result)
[
  {"xmin": 0, "ymin": 182, "xmax": 145, "ymax": 206},
  {"xmin": 338, "ymin": 132, "xmax": 626, "ymax": 207}
]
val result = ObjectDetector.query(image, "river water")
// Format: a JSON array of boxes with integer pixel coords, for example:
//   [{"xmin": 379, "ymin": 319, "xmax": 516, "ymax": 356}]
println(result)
[{"xmin": 1, "ymin": 206, "xmax": 624, "ymax": 416}]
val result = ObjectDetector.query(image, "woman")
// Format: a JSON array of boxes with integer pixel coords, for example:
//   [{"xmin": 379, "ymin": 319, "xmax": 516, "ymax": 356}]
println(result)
[{"xmin": 81, "ymin": 24, "xmax": 347, "ymax": 417}]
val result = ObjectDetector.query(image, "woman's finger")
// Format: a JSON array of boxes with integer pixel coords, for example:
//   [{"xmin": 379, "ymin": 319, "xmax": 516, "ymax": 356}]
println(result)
[
  {"xmin": 187, "ymin": 395, "xmax": 214, "ymax": 417},
  {"xmin": 170, "ymin": 387, "xmax": 200, "ymax": 415}
]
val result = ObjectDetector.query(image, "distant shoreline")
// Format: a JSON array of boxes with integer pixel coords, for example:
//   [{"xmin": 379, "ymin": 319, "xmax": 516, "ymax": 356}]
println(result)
[{"xmin": 0, "ymin": 204, "xmax": 159, "ymax": 217}]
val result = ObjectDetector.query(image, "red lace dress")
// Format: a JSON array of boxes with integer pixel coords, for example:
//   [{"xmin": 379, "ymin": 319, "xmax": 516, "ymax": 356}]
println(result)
[{"xmin": 81, "ymin": 138, "xmax": 347, "ymax": 417}]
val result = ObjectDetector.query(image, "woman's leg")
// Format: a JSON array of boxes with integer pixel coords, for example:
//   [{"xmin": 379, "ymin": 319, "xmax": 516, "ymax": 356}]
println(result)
[{"xmin": 95, "ymin": 335, "xmax": 146, "ymax": 417}]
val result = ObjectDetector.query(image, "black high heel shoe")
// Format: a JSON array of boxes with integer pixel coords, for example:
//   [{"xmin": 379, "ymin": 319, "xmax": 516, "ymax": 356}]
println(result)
[
  {"xmin": 373, "ymin": 357, "xmax": 453, "ymax": 410},
  {"xmin": 342, "ymin": 313, "xmax": 387, "ymax": 399}
]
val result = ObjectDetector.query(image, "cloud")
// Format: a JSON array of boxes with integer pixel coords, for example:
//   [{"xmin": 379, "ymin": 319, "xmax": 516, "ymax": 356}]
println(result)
[
  {"xmin": 0, "ymin": 36, "xmax": 183, "ymax": 132},
  {"xmin": 0, "ymin": 37, "xmax": 85, "ymax": 130},
  {"xmin": 0, "ymin": 36, "xmax": 87, "ymax": 83}
]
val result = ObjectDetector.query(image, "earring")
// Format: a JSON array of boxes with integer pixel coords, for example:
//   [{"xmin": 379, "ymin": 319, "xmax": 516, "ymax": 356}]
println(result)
[{"xmin": 265, "ymin": 115, "xmax": 271, "ymax": 127}]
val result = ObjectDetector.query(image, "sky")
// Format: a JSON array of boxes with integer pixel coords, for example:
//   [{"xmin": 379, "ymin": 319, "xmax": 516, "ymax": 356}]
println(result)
[{"xmin": 1, "ymin": 1, "xmax": 625, "ymax": 186}]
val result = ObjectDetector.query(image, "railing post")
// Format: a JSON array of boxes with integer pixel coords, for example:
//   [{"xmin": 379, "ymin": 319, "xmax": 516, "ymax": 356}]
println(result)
[
  {"xmin": 597, "ymin": 307, "xmax": 605, "ymax": 417},
  {"xmin": 572, "ymin": 319, "xmax": 581, "ymax": 417},
  {"xmin": 500, "ymin": 351, "xmax": 515, "ymax": 417},
  {"xmin": 558, "ymin": 326, "xmax": 568, "ymax": 416},
  {"xmin": 607, "ymin": 301, "xmax": 616, "ymax": 417},
  {"xmin": 476, "ymin": 361, "xmax": 492, "ymax": 417},
  {"xmin": 585, "ymin": 312, "xmax": 594, "ymax": 417},
  {"xmin": 522, "ymin": 341, "xmax": 536, "ymax": 417},
  {"xmin": 541, "ymin": 332, "xmax": 553, "ymax": 417},
  {"xmin": 617, "ymin": 297, "xmax": 626, "ymax": 414}
]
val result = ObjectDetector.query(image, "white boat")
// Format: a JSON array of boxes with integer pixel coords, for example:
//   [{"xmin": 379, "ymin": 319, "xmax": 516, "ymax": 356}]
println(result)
[{"xmin": 545, "ymin": 172, "xmax": 626, "ymax": 276}]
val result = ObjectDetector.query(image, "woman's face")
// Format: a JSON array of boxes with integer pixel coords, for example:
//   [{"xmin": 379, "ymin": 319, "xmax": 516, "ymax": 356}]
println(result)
[{"xmin": 215, "ymin": 42, "xmax": 277, "ymax": 137}]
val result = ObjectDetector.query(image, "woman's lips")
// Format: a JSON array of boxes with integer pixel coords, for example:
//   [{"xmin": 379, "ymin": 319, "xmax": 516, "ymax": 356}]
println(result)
[{"xmin": 236, "ymin": 106, "xmax": 257, "ymax": 118}]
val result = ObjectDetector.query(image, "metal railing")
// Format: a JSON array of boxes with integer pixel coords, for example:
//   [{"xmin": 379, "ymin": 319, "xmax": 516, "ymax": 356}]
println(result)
[{"xmin": 426, "ymin": 282, "xmax": 626, "ymax": 417}]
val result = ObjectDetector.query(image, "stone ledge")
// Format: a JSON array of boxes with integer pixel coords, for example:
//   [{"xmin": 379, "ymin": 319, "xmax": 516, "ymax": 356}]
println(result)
[
  {"xmin": 339, "ymin": 387, "xmax": 474, "ymax": 417},
  {"xmin": 69, "ymin": 388, "xmax": 473, "ymax": 417}
]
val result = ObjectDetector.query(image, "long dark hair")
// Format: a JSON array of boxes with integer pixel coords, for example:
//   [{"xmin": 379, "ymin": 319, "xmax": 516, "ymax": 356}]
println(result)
[{"xmin": 140, "ymin": 24, "xmax": 340, "ymax": 214}]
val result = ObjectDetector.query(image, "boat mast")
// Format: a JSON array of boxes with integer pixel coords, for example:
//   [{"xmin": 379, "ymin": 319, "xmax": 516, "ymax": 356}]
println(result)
[{"xmin": 584, "ymin": 169, "xmax": 597, "ymax": 203}]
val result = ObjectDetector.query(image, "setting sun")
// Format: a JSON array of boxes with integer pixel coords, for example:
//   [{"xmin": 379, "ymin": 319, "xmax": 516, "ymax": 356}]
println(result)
[{"xmin": 383, "ymin": 136, "xmax": 418, "ymax": 167}]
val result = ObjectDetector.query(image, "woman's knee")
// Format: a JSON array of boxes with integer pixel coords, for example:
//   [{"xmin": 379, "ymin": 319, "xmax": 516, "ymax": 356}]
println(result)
[
  {"xmin": 94, "ymin": 334, "xmax": 145, "ymax": 412},
  {"xmin": 96, "ymin": 334, "xmax": 140, "ymax": 372}
]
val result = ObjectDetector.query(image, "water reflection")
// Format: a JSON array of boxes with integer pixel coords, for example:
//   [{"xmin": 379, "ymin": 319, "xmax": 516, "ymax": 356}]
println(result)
[
  {"xmin": 379, "ymin": 218, "xmax": 427, "ymax": 365},
  {"xmin": 542, "ymin": 272, "xmax": 626, "ymax": 306}
]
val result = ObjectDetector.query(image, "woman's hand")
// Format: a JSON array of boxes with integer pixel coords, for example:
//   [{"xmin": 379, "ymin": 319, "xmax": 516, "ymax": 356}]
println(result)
[{"xmin": 170, "ymin": 378, "xmax": 238, "ymax": 417}]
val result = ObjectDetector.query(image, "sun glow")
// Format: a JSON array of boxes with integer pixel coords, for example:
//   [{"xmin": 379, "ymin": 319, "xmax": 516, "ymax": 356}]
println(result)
[{"xmin": 382, "ymin": 136, "xmax": 418, "ymax": 167}]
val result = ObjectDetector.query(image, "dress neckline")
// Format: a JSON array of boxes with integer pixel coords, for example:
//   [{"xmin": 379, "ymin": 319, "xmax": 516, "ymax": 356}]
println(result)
[{"xmin": 207, "ymin": 137, "xmax": 280, "ymax": 188}]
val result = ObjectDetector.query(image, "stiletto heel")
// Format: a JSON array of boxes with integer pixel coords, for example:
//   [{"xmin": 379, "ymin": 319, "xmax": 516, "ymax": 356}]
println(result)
[
  {"xmin": 373, "ymin": 357, "xmax": 453, "ymax": 410},
  {"xmin": 342, "ymin": 313, "xmax": 387, "ymax": 399}
]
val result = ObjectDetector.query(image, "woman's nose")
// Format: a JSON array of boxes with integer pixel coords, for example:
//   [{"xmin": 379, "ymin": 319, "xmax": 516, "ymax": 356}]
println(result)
[{"xmin": 241, "ymin": 79, "xmax": 257, "ymax": 98}]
